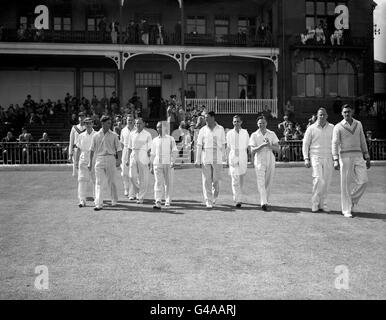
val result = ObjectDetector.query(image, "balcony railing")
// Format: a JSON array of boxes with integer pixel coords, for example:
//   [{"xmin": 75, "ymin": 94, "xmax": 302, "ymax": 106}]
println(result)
[
  {"xmin": 185, "ymin": 98, "xmax": 278, "ymax": 118},
  {"xmin": 2, "ymin": 139, "xmax": 385, "ymax": 165},
  {"xmin": 1, "ymin": 28, "xmax": 274, "ymax": 47}
]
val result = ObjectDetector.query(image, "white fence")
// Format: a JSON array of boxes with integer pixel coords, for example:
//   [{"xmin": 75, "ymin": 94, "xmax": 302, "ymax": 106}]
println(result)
[{"xmin": 185, "ymin": 98, "xmax": 278, "ymax": 118}]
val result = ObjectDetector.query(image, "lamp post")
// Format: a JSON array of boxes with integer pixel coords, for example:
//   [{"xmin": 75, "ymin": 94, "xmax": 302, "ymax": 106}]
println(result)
[
  {"xmin": 118, "ymin": 0, "xmax": 124, "ymax": 110},
  {"xmin": 178, "ymin": 0, "xmax": 186, "ymax": 111}
]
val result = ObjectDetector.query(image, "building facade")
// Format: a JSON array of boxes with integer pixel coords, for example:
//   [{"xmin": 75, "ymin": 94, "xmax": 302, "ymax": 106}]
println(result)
[{"xmin": 0, "ymin": 0, "xmax": 375, "ymax": 122}]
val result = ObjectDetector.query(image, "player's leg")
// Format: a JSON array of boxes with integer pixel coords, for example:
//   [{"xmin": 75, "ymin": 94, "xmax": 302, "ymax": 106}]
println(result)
[
  {"xmin": 202, "ymin": 164, "xmax": 213, "ymax": 206},
  {"xmin": 212, "ymin": 164, "xmax": 222, "ymax": 203},
  {"xmin": 153, "ymin": 165, "xmax": 164, "ymax": 207},
  {"xmin": 106, "ymin": 156, "xmax": 118, "ymax": 206},
  {"xmin": 311, "ymin": 156, "xmax": 324, "ymax": 211},
  {"xmin": 339, "ymin": 157, "xmax": 354, "ymax": 216},
  {"xmin": 94, "ymin": 157, "xmax": 106, "ymax": 209},
  {"xmin": 351, "ymin": 156, "xmax": 368, "ymax": 207}
]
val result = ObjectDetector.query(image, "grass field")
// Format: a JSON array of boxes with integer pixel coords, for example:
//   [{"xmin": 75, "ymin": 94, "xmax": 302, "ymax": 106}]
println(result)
[{"xmin": 0, "ymin": 166, "xmax": 385, "ymax": 299}]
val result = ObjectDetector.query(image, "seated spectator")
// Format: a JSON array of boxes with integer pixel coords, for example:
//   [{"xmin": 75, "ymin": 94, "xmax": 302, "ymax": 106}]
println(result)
[
  {"xmin": 29, "ymin": 112, "xmax": 41, "ymax": 125},
  {"xmin": 292, "ymin": 123, "xmax": 304, "ymax": 140},
  {"xmin": 330, "ymin": 28, "xmax": 343, "ymax": 45},
  {"xmin": 306, "ymin": 114, "xmax": 317, "ymax": 128},
  {"xmin": 18, "ymin": 127, "xmax": 33, "ymax": 164},
  {"xmin": 17, "ymin": 24, "xmax": 27, "ymax": 41},
  {"xmin": 37, "ymin": 132, "xmax": 50, "ymax": 163},
  {"xmin": 1, "ymin": 131, "xmax": 17, "ymax": 164},
  {"xmin": 301, "ymin": 26, "xmax": 315, "ymax": 44},
  {"xmin": 69, "ymin": 113, "xmax": 78, "ymax": 125},
  {"xmin": 278, "ymin": 115, "xmax": 292, "ymax": 133},
  {"xmin": 23, "ymin": 94, "xmax": 36, "ymax": 114}
]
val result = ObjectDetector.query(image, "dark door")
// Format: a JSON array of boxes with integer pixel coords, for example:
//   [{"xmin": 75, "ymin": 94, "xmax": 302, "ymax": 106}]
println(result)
[{"xmin": 147, "ymin": 86, "xmax": 162, "ymax": 119}]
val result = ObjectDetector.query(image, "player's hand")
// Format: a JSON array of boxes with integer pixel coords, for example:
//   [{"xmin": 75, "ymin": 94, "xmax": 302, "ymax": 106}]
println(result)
[
  {"xmin": 150, "ymin": 166, "xmax": 154, "ymax": 174},
  {"xmin": 170, "ymin": 162, "xmax": 175, "ymax": 169},
  {"xmin": 87, "ymin": 164, "xmax": 92, "ymax": 171},
  {"xmin": 366, "ymin": 158, "xmax": 371, "ymax": 169},
  {"xmin": 68, "ymin": 153, "xmax": 73, "ymax": 162},
  {"xmin": 304, "ymin": 159, "xmax": 311, "ymax": 168},
  {"xmin": 333, "ymin": 159, "xmax": 340, "ymax": 170}
]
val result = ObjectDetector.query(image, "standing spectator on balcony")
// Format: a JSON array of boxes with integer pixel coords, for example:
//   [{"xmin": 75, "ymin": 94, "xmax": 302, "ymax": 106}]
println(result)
[
  {"xmin": 167, "ymin": 104, "xmax": 177, "ymax": 133},
  {"xmin": 69, "ymin": 112, "xmax": 86, "ymax": 177},
  {"xmin": 17, "ymin": 24, "xmax": 27, "ymax": 41},
  {"xmin": 126, "ymin": 117, "xmax": 152, "ymax": 204},
  {"xmin": 98, "ymin": 16, "xmax": 107, "ymax": 42},
  {"xmin": 302, "ymin": 108, "xmax": 334, "ymax": 213},
  {"xmin": 110, "ymin": 91, "xmax": 120, "ymax": 114},
  {"xmin": 126, "ymin": 20, "xmax": 137, "ymax": 44},
  {"xmin": 150, "ymin": 121, "xmax": 178, "ymax": 209},
  {"xmin": 74, "ymin": 118, "xmax": 96, "ymax": 207},
  {"xmin": 249, "ymin": 116, "xmax": 280, "ymax": 211},
  {"xmin": 330, "ymin": 28, "xmax": 343, "ymax": 45},
  {"xmin": 156, "ymin": 23, "xmax": 165, "ymax": 45},
  {"xmin": 226, "ymin": 115, "xmax": 250, "ymax": 208},
  {"xmin": 174, "ymin": 20, "xmax": 181, "ymax": 44},
  {"xmin": 139, "ymin": 19, "xmax": 149, "ymax": 45},
  {"xmin": 315, "ymin": 22, "xmax": 326, "ymax": 44},
  {"xmin": 120, "ymin": 114, "xmax": 136, "ymax": 199},
  {"xmin": 89, "ymin": 115, "xmax": 122, "ymax": 211},
  {"xmin": 0, "ymin": 25, "xmax": 4, "ymax": 41},
  {"xmin": 1, "ymin": 131, "xmax": 17, "ymax": 164},
  {"xmin": 195, "ymin": 111, "xmax": 226, "ymax": 208},
  {"xmin": 332, "ymin": 104, "xmax": 370, "ymax": 218},
  {"xmin": 110, "ymin": 21, "xmax": 119, "ymax": 44}
]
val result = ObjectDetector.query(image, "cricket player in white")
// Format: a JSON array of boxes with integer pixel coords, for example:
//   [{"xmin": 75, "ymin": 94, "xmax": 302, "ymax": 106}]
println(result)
[
  {"xmin": 120, "ymin": 114, "xmax": 136, "ymax": 199},
  {"xmin": 249, "ymin": 116, "xmax": 279, "ymax": 211},
  {"xmin": 74, "ymin": 117, "xmax": 96, "ymax": 207},
  {"xmin": 89, "ymin": 115, "xmax": 122, "ymax": 211},
  {"xmin": 195, "ymin": 111, "xmax": 226, "ymax": 208},
  {"xmin": 126, "ymin": 118, "xmax": 152, "ymax": 204},
  {"xmin": 68, "ymin": 112, "xmax": 86, "ymax": 176},
  {"xmin": 150, "ymin": 121, "xmax": 178, "ymax": 209},
  {"xmin": 332, "ymin": 104, "xmax": 370, "ymax": 218},
  {"xmin": 226, "ymin": 115, "xmax": 249, "ymax": 207},
  {"xmin": 302, "ymin": 108, "xmax": 334, "ymax": 213}
]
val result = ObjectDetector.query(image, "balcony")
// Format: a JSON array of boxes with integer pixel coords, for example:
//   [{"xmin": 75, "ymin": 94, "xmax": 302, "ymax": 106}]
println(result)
[
  {"xmin": 1, "ymin": 28, "xmax": 274, "ymax": 48},
  {"xmin": 185, "ymin": 98, "xmax": 278, "ymax": 118}
]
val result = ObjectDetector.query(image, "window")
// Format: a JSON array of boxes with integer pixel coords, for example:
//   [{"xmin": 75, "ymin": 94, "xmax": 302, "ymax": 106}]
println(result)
[
  {"xmin": 54, "ymin": 17, "xmax": 72, "ymax": 31},
  {"xmin": 82, "ymin": 71, "xmax": 117, "ymax": 100},
  {"xmin": 135, "ymin": 73, "xmax": 161, "ymax": 87},
  {"xmin": 187, "ymin": 73, "xmax": 207, "ymax": 98},
  {"xmin": 325, "ymin": 59, "xmax": 355, "ymax": 97},
  {"xmin": 187, "ymin": 16, "xmax": 206, "ymax": 34},
  {"xmin": 87, "ymin": 17, "xmax": 102, "ymax": 31},
  {"xmin": 238, "ymin": 74, "xmax": 257, "ymax": 98},
  {"xmin": 215, "ymin": 16, "xmax": 229, "ymax": 42},
  {"xmin": 215, "ymin": 74, "xmax": 230, "ymax": 99},
  {"xmin": 305, "ymin": 1, "xmax": 348, "ymax": 30},
  {"xmin": 296, "ymin": 59, "xmax": 324, "ymax": 97}
]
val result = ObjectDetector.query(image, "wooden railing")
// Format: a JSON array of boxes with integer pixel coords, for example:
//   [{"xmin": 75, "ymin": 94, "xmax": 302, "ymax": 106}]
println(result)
[{"xmin": 185, "ymin": 98, "xmax": 278, "ymax": 118}]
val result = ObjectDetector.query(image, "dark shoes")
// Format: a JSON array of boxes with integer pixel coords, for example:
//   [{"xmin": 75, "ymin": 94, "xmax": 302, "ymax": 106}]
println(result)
[
  {"xmin": 235, "ymin": 202, "xmax": 242, "ymax": 208},
  {"xmin": 262, "ymin": 204, "xmax": 268, "ymax": 211}
]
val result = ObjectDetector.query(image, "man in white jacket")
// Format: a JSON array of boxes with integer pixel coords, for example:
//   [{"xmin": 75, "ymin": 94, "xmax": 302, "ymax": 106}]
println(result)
[
  {"xmin": 120, "ymin": 114, "xmax": 135, "ymax": 199},
  {"xmin": 302, "ymin": 108, "xmax": 334, "ymax": 213},
  {"xmin": 226, "ymin": 115, "xmax": 250, "ymax": 208},
  {"xmin": 150, "ymin": 121, "xmax": 178, "ymax": 209}
]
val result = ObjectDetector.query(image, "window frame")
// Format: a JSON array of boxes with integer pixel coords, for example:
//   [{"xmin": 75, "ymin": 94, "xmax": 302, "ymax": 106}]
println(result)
[
  {"xmin": 215, "ymin": 73, "xmax": 230, "ymax": 99},
  {"xmin": 187, "ymin": 72, "xmax": 207, "ymax": 98},
  {"xmin": 81, "ymin": 70, "xmax": 117, "ymax": 101}
]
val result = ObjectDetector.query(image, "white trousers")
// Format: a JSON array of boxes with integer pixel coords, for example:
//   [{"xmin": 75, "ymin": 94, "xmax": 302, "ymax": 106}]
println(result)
[
  {"xmin": 154, "ymin": 164, "xmax": 174, "ymax": 203},
  {"xmin": 230, "ymin": 173, "xmax": 245, "ymax": 203},
  {"xmin": 202, "ymin": 164, "xmax": 222, "ymax": 203},
  {"xmin": 339, "ymin": 156, "xmax": 368, "ymax": 215},
  {"xmin": 94, "ymin": 155, "xmax": 118, "ymax": 207},
  {"xmin": 129, "ymin": 158, "xmax": 149, "ymax": 201},
  {"xmin": 310, "ymin": 156, "xmax": 333, "ymax": 207},
  {"xmin": 254, "ymin": 159, "xmax": 275, "ymax": 206},
  {"xmin": 121, "ymin": 148, "xmax": 136, "ymax": 197},
  {"xmin": 78, "ymin": 159, "xmax": 95, "ymax": 202}
]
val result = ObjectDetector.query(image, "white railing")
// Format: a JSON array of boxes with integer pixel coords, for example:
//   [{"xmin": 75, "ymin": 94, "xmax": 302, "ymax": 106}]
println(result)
[{"xmin": 185, "ymin": 98, "xmax": 278, "ymax": 118}]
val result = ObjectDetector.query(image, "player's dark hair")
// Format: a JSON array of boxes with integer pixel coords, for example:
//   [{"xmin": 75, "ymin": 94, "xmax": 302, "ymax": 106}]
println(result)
[
  {"xmin": 342, "ymin": 104, "xmax": 353, "ymax": 110},
  {"xmin": 207, "ymin": 111, "xmax": 216, "ymax": 118},
  {"xmin": 257, "ymin": 115, "xmax": 266, "ymax": 122}
]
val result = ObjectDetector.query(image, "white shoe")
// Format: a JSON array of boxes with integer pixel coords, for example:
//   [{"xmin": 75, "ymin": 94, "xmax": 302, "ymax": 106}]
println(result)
[
  {"xmin": 124, "ymin": 190, "xmax": 128, "ymax": 196},
  {"xmin": 343, "ymin": 212, "xmax": 353, "ymax": 218},
  {"xmin": 206, "ymin": 201, "xmax": 213, "ymax": 209},
  {"xmin": 128, "ymin": 196, "xmax": 135, "ymax": 201},
  {"xmin": 137, "ymin": 199, "xmax": 143, "ymax": 204},
  {"xmin": 153, "ymin": 201, "xmax": 161, "ymax": 209},
  {"xmin": 165, "ymin": 201, "xmax": 170, "ymax": 207},
  {"xmin": 78, "ymin": 200, "xmax": 86, "ymax": 208},
  {"xmin": 311, "ymin": 204, "xmax": 319, "ymax": 213}
]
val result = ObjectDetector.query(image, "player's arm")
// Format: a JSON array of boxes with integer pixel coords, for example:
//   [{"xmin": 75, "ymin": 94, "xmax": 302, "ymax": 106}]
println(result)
[
  {"xmin": 74, "ymin": 145, "xmax": 81, "ymax": 169},
  {"xmin": 302, "ymin": 127, "xmax": 312, "ymax": 168},
  {"xmin": 195, "ymin": 130, "xmax": 203, "ymax": 166},
  {"xmin": 68, "ymin": 128, "xmax": 75, "ymax": 160},
  {"xmin": 171, "ymin": 138, "xmax": 178, "ymax": 167},
  {"xmin": 331, "ymin": 126, "xmax": 340, "ymax": 170},
  {"xmin": 359, "ymin": 123, "xmax": 370, "ymax": 168},
  {"xmin": 149, "ymin": 139, "xmax": 156, "ymax": 172},
  {"xmin": 115, "ymin": 136, "xmax": 122, "ymax": 167}
]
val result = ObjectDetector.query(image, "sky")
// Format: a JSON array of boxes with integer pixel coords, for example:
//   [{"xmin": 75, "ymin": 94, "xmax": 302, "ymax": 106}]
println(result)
[{"xmin": 374, "ymin": 0, "xmax": 386, "ymax": 62}]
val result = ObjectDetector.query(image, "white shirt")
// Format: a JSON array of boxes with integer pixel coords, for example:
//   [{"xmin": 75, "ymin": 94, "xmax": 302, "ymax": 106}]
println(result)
[
  {"xmin": 150, "ymin": 135, "xmax": 178, "ymax": 165},
  {"xmin": 77, "ymin": 130, "xmax": 96, "ymax": 162},
  {"xmin": 226, "ymin": 128, "xmax": 249, "ymax": 175},
  {"xmin": 302, "ymin": 121, "xmax": 334, "ymax": 159},
  {"xmin": 249, "ymin": 129, "xmax": 279, "ymax": 166},
  {"xmin": 90, "ymin": 129, "xmax": 122, "ymax": 157},
  {"xmin": 197, "ymin": 123, "xmax": 226, "ymax": 164},
  {"xmin": 120, "ymin": 125, "xmax": 135, "ymax": 149},
  {"xmin": 128, "ymin": 129, "xmax": 152, "ymax": 164},
  {"xmin": 70, "ymin": 124, "xmax": 86, "ymax": 152}
]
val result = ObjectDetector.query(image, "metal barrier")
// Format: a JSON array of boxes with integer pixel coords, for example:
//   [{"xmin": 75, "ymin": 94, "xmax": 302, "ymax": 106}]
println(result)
[
  {"xmin": 0, "ymin": 142, "xmax": 69, "ymax": 165},
  {"xmin": 1, "ymin": 140, "xmax": 385, "ymax": 165}
]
